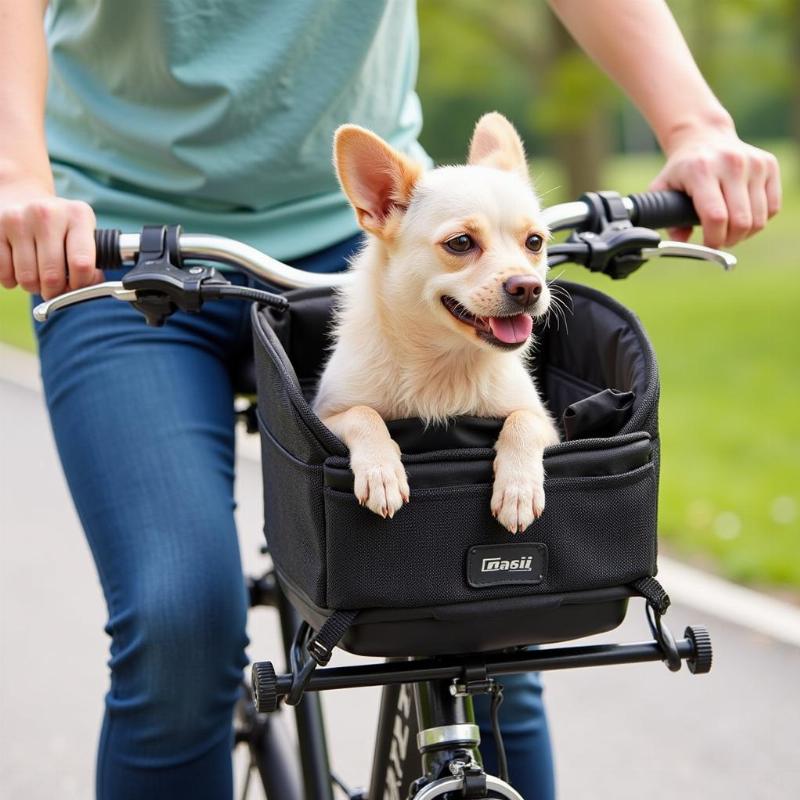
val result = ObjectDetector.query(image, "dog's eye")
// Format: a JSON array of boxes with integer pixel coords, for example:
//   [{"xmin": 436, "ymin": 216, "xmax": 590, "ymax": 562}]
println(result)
[
  {"xmin": 526, "ymin": 234, "xmax": 544, "ymax": 253},
  {"xmin": 444, "ymin": 234, "xmax": 474, "ymax": 254}
]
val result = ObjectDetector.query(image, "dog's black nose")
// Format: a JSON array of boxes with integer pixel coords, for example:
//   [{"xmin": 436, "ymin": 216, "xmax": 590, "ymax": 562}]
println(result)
[{"xmin": 504, "ymin": 275, "xmax": 542, "ymax": 306}]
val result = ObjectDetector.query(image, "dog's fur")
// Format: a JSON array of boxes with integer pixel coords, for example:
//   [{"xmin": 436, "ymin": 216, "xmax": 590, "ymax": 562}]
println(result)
[{"xmin": 313, "ymin": 113, "xmax": 560, "ymax": 534}]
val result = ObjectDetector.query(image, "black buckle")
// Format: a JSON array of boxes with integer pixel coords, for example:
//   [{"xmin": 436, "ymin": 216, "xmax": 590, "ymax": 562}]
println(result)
[
  {"xmin": 122, "ymin": 224, "xmax": 229, "ymax": 326},
  {"xmin": 307, "ymin": 638, "xmax": 333, "ymax": 667}
]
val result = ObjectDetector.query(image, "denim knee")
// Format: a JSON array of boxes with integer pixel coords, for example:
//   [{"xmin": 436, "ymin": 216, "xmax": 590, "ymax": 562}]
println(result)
[
  {"xmin": 485, "ymin": 670, "xmax": 546, "ymax": 732},
  {"xmin": 104, "ymin": 553, "xmax": 249, "ymax": 767}
]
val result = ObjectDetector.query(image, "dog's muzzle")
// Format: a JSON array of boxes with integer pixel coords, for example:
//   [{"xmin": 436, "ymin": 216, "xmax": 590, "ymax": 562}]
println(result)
[{"xmin": 441, "ymin": 295, "xmax": 534, "ymax": 348}]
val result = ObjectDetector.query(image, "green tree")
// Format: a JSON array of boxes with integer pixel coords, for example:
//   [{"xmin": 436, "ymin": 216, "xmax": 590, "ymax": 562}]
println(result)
[
  {"xmin": 418, "ymin": 0, "xmax": 615, "ymax": 196},
  {"xmin": 535, "ymin": 11, "xmax": 615, "ymax": 196}
]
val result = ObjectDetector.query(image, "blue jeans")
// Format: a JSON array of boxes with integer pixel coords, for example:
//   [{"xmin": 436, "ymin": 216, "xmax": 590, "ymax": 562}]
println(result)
[{"xmin": 35, "ymin": 235, "xmax": 554, "ymax": 799}]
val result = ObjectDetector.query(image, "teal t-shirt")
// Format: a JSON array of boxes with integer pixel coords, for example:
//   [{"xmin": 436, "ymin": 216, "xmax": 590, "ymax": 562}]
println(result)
[{"xmin": 45, "ymin": 0, "xmax": 430, "ymax": 260}]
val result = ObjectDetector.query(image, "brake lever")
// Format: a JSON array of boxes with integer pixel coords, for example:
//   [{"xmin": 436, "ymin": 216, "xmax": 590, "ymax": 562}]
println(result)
[
  {"xmin": 640, "ymin": 241, "xmax": 736, "ymax": 271},
  {"xmin": 33, "ymin": 282, "xmax": 139, "ymax": 322}
]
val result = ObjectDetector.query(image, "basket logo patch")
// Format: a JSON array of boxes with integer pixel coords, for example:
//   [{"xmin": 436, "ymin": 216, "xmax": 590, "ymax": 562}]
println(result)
[{"xmin": 467, "ymin": 543, "xmax": 547, "ymax": 588}]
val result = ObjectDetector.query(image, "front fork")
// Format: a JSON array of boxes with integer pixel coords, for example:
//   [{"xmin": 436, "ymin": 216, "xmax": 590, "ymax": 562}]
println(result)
[
  {"xmin": 413, "ymin": 679, "xmax": 483, "ymax": 785},
  {"xmin": 369, "ymin": 674, "xmax": 514, "ymax": 800}
]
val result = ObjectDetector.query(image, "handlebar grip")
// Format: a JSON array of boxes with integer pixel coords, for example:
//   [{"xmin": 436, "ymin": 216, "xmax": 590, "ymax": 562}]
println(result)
[
  {"xmin": 627, "ymin": 190, "xmax": 700, "ymax": 230},
  {"xmin": 95, "ymin": 229, "xmax": 122, "ymax": 270}
]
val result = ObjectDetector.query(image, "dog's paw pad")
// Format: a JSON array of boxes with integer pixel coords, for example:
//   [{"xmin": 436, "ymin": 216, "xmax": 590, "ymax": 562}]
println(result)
[
  {"xmin": 491, "ymin": 480, "xmax": 545, "ymax": 535},
  {"xmin": 353, "ymin": 461, "xmax": 410, "ymax": 519}
]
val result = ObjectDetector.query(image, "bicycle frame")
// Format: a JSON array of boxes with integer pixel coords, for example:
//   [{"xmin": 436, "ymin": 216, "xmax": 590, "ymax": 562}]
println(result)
[{"xmin": 370, "ymin": 682, "xmax": 421, "ymax": 799}]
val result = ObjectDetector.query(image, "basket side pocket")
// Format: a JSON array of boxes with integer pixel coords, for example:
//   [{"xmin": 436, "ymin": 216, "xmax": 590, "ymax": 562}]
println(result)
[{"xmin": 259, "ymin": 414, "xmax": 327, "ymax": 608}]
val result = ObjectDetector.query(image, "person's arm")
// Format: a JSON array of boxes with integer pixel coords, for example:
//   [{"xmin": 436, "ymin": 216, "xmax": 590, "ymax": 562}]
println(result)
[
  {"xmin": 546, "ymin": 0, "xmax": 781, "ymax": 248},
  {"xmin": 0, "ymin": 0, "xmax": 98, "ymax": 299}
]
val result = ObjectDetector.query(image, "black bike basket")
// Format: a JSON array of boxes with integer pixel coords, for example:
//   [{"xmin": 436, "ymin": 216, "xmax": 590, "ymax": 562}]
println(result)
[{"xmin": 252, "ymin": 281, "xmax": 663, "ymax": 657}]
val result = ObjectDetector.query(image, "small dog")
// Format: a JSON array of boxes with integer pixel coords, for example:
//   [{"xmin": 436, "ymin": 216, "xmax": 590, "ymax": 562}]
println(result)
[{"xmin": 313, "ymin": 113, "xmax": 559, "ymax": 534}]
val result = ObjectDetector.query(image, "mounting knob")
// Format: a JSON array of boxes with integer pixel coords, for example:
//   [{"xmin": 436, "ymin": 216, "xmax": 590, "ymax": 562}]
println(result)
[
  {"xmin": 684, "ymin": 626, "xmax": 713, "ymax": 675},
  {"xmin": 251, "ymin": 661, "xmax": 279, "ymax": 712}
]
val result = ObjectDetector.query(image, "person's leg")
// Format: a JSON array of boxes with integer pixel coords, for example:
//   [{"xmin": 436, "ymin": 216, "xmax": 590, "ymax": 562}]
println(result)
[
  {"xmin": 36, "ymin": 281, "xmax": 250, "ymax": 800},
  {"xmin": 474, "ymin": 672, "xmax": 555, "ymax": 798}
]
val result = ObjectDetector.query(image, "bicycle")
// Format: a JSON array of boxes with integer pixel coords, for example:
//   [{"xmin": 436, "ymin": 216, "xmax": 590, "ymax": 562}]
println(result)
[{"xmin": 35, "ymin": 188, "xmax": 726, "ymax": 799}]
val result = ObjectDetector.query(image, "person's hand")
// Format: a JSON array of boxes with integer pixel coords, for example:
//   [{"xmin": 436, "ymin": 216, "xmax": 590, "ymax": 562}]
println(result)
[
  {"xmin": 650, "ymin": 123, "xmax": 781, "ymax": 249},
  {"xmin": 0, "ymin": 179, "xmax": 100, "ymax": 300}
]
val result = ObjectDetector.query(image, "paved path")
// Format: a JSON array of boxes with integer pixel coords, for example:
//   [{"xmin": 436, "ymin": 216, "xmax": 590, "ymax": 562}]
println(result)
[{"xmin": 2, "ymin": 375, "xmax": 798, "ymax": 799}]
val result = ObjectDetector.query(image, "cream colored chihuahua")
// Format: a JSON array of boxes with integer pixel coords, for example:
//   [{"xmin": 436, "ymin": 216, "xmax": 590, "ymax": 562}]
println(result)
[{"xmin": 313, "ymin": 113, "xmax": 559, "ymax": 534}]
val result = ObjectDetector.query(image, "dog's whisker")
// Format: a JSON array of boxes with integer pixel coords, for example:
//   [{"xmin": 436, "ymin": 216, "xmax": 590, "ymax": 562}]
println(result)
[
  {"xmin": 549, "ymin": 296, "xmax": 572, "ymax": 319},
  {"xmin": 551, "ymin": 295, "xmax": 570, "ymax": 312},
  {"xmin": 532, "ymin": 182, "xmax": 562, "ymax": 201},
  {"xmin": 540, "ymin": 293, "xmax": 571, "ymax": 334},
  {"xmin": 553, "ymin": 301, "xmax": 570, "ymax": 333},
  {"xmin": 551, "ymin": 285, "xmax": 572, "ymax": 304},
  {"xmin": 542, "ymin": 309, "xmax": 558, "ymax": 333},
  {"xmin": 548, "ymin": 281, "xmax": 573, "ymax": 303},
  {"xmin": 547, "ymin": 288, "xmax": 574, "ymax": 327}
]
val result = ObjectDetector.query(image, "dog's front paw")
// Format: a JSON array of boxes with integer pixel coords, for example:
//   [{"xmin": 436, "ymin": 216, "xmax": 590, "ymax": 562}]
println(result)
[
  {"xmin": 490, "ymin": 471, "xmax": 545, "ymax": 534},
  {"xmin": 352, "ymin": 451, "xmax": 410, "ymax": 519}
]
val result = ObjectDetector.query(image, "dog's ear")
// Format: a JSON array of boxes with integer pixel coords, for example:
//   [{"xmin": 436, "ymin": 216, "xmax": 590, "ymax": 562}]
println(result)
[
  {"xmin": 334, "ymin": 125, "xmax": 422, "ymax": 238},
  {"xmin": 467, "ymin": 112, "xmax": 529, "ymax": 180}
]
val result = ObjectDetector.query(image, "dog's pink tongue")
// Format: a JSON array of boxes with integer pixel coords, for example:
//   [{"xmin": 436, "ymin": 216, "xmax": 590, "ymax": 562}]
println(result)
[{"xmin": 488, "ymin": 314, "xmax": 533, "ymax": 344}]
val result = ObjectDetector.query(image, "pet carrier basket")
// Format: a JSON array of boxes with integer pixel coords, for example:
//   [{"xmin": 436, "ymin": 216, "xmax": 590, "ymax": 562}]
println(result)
[{"xmin": 251, "ymin": 281, "xmax": 665, "ymax": 657}]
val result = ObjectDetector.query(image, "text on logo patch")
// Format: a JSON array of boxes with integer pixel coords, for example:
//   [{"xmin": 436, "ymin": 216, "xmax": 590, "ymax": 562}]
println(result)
[{"xmin": 481, "ymin": 556, "xmax": 534, "ymax": 573}]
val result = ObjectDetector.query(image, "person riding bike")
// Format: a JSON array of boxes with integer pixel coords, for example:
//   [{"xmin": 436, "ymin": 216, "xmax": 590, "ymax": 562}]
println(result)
[{"xmin": 0, "ymin": 2, "xmax": 780, "ymax": 798}]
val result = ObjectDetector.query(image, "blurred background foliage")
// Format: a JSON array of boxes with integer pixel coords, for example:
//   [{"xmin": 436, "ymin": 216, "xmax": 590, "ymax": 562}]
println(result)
[
  {"xmin": 416, "ymin": 0, "xmax": 800, "ymax": 593},
  {"xmin": 1, "ymin": 1, "xmax": 798, "ymax": 593},
  {"xmin": 418, "ymin": 0, "xmax": 798, "ymax": 195}
]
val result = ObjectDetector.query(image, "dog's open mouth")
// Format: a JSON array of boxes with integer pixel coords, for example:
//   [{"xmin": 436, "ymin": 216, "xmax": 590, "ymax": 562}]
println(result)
[{"xmin": 441, "ymin": 296, "xmax": 533, "ymax": 348}]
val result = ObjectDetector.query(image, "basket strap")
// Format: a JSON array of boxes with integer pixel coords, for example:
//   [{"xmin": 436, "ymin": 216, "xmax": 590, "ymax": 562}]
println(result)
[
  {"xmin": 307, "ymin": 609, "xmax": 359, "ymax": 666},
  {"xmin": 631, "ymin": 576, "xmax": 671, "ymax": 615}
]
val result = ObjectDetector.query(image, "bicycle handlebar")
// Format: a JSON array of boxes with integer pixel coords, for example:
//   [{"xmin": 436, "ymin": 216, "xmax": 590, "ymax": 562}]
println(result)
[
  {"xmin": 90, "ymin": 190, "xmax": 702, "ymax": 290},
  {"xmin": 94, "ymin": 229, "xmax": 341, "ymax": 290},
  {"xmin": 34, "ymin": 189, "xmax": 732, "ymax": 324}
]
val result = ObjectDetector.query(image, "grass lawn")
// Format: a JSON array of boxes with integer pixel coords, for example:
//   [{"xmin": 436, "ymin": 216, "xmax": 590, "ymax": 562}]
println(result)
[
  {"xmin": 1, "ymin": 143, "xmax": 799, "ymax": 591},
  {"xmin": 0, "ymin": 284, "xmax": 36, "ymax": 352}
]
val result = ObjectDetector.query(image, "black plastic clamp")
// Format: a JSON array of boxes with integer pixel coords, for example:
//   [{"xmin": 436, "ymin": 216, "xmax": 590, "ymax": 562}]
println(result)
[
  {"xmin": 121, "ymin": 224, "xmax": 230, "ymax": 326},
  {"xmin": 646, "ymin": 602, "xmax": 682, "ymax": 672},
  {"xmin": 565, "ymin": 191, "xmax": 662, "ymax": 279},
  {"xmin": 451, "ymin": 663, "xmax": 497, "ymax": 698},
  {"xmin": 285, "ymin": 611, "xmax": 358, "ymax": 706},
  {"xmin": 462, "ymin": 765, "xmax": 488, "ymax": 798}
]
